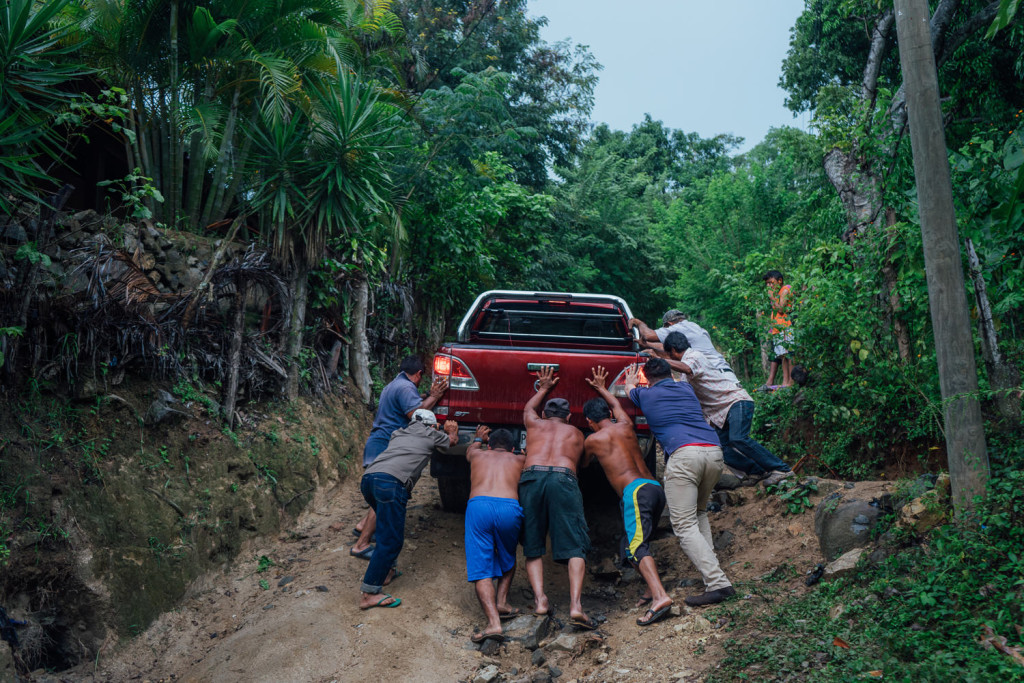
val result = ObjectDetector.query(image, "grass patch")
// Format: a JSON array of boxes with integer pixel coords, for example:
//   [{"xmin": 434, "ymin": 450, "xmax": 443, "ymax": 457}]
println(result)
[{"xmin": 709, "ymin": 460, "xmax": 1024, "ymax": 682}]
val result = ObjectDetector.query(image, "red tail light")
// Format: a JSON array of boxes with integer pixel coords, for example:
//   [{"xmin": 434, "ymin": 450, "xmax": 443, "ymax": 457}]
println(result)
[
  {"xmin": 609, "ymin": 363, "xmax": 648, "ymax": 398},
  {"xmin": 432, "ymin": 354, "xmax": 479, "ymax": 390}
]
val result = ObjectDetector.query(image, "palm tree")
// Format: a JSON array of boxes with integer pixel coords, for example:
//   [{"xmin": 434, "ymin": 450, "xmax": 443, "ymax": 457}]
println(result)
[{"xmin": 246, "ymin": 71, "xmax": 398, "ymax": 398}]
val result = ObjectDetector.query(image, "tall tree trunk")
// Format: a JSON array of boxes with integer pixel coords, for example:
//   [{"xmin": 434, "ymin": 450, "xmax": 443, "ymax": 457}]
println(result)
[
  {"xmin": 895, "ymin": 0, "xmax": 989, "ymax": 513},
  {"xmin": 212, "ymin": 134, "xmax": 252, "ymax": 224},
  {"xmin": 200, "ymin": 87, "xmax": 241, "ymax": 229},
  {"xmin": 349, "ymin": 276, "xmax": 372, "ymax": 403},
  {"xmin": 965, "ymin": 237, "xmax": 1022, "ymax": 422},
  {"xmin": 881, "ymin": 209, "xmax": 912, "ymax": 362},
  {"xmin": 285, "ymin": 263, "xmax": 310, "ymax": 400},
  {"xmin": 222, "ymin": 276, "xmax": 248, "ymax": 428},
  {"xmin": 168, "ymin": 0, "xmax": 181, "ymax": 225}
]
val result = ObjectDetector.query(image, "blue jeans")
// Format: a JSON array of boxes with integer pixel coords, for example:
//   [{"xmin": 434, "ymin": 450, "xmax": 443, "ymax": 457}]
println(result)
[
  {"xmin": 716, "ymin": 401, "xmax": 790, "ymax": 476},
  {"xmin": 359, "ymin": 472, "xmax": 409, "ymax": 594}
]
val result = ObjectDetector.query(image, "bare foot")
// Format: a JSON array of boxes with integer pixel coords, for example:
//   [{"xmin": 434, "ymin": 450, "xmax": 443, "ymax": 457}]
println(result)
[
  {"xmin": 533, "ymin": 594, "xmax": 549, "ymax": 616},
  {"xmin": 471, "ymin": 626, "xmax": 504, "ymax": 643}
]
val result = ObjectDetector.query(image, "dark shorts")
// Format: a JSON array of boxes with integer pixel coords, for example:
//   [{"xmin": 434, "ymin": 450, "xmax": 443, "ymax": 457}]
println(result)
[
  {"xmin": 619, "ymin": 478, "xmax": 665, "ymax": 565},
  {"xmin": 518, "ymin": 468, "xmax": 590, "ymax": 563},
  {"xmin": 465, "ymin": 496, "xmax": 523, "ymax": 582}
]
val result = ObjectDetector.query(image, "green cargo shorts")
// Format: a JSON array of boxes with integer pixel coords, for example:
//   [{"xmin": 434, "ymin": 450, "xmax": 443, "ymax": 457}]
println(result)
[{"xmin": 518, "ymin": 467, "xmax": 590, "ymax": 563}]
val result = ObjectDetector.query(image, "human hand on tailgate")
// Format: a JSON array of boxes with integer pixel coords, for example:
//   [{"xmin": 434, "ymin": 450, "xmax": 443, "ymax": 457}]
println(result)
[
  {"xmin": 536, "ymin": 365, "xmax": 559, "ymax": 391},
  {"xmin": 474, "ymin": 425, "xmax": 491, "ymax": 443},
  {"xmin": 429, "ymin": 376, "xmax": 449, "ymax": 397},
  {"xmin": 585, "ymin": 366, "xmax": 608, "ymax": 391}
]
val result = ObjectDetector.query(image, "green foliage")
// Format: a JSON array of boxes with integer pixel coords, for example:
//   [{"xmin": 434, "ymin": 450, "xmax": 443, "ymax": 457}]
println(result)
[
  {"xmin": 97, "ymin": 168, "xmax": 164, "ymax": 221},
  {"xmin": 710, "ymin": 449, "xmax": 1024, "ymax": 682},
  {"xmin": 0, "ymin": 0, "xmax": 88, "ymax": 212},
  {"xmin": 172, "ymin": 379, "xmax": 220, "ymax": 419},
  {"xmin": 765, "ymin": 477, "xmax": 819, "ymax": 515},
  {"xmin": 255, "ymin": 554, "xmax": 274, "ymax": 573}
]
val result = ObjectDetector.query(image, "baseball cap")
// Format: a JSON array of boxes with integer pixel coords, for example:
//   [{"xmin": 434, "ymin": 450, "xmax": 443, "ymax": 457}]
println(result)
[
  {"xmin": 543, "ymin": 398, "xmax": 570, "ymax": 419},
  {"xmin": 662, "ymin": 309, "xmax": 686, "ymax": 326},
  {"xmin": 411, "ymin": 408, "xmax": 437, "ymax": 426}
]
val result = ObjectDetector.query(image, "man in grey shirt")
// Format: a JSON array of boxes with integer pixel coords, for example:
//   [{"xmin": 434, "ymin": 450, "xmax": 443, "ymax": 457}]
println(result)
[
  {"xmin": 630, "ymin": 310, "xmax": 739, "ymax": 383},
  {"xmin": 357, "ymin": 410, "xmax": 458, "ymax": 610}
]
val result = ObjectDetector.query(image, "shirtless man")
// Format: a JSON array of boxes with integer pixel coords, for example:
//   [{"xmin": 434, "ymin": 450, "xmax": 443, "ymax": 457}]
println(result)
[
  {"xmin": 464, "ymin": 426, "xmax": 527, "ymax": 643},
  {"xmin": 584, "ymin": 366, "xmax": 673, "ymax": 626},
  {"xmin": 519, "ymin": 366, "xmax": 595, "ymax": 630}
]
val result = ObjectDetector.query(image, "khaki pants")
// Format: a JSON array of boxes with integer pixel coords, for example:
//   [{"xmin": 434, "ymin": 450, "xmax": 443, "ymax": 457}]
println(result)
[{"xmin": 664, "ymin": 445, "xmax": 731, "ymax": 591}]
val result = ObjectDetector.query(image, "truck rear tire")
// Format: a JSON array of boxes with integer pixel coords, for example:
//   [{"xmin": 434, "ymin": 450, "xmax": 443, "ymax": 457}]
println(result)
[{"xmin": 437, "ymin": 476, "xmax": 471, "ymax": 513}]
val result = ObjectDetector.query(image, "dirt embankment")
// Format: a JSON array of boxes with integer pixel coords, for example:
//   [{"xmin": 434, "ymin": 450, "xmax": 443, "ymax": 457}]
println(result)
[
  {"xmin": 45, "ymin": 462, "xmax": 890, "ymax": 683},
  {"xmin": 0, "ymin": 381, "xmax": 369, "ymax": 677}
]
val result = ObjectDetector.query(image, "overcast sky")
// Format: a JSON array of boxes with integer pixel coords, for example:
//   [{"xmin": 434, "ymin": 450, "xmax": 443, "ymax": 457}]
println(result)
[{"xmin": 527, "ymin": 0, "xmax": 811, "ymax": 151}]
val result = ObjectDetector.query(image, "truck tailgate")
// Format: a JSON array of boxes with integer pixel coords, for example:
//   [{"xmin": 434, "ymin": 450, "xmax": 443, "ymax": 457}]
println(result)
[{"xmin": 435, "ymin": 344, "xmax": 643, "ymax": 430}]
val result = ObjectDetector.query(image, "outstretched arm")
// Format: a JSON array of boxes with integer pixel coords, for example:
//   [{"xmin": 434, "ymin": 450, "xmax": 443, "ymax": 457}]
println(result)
[
  {"xmin": 465, "ymin": 425, "xmax": 490, "ymax": 462},
  {"xmin": 524, "ymin": 365, "xmax": 559, "ymax": 427},
  {"xmin": 629, "ymin": 318, "xmax": 660, "ymax": 343},
  {"xmin": 417, "ymin": 376, "xmax": 450, "ymax": 412},
  {"xmin": 664, "ymin": 358, "xmax": 693, "ymax": 376},
  {"xmin": 585, "ymin": 366, "xmax": 631, "ymax": 426}
]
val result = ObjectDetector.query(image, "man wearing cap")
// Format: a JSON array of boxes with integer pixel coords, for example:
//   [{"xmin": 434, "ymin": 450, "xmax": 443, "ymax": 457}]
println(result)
[
  {"xmin": 629, "ymin": 310, "xmax": 738, "ymax": 383},
  {"xmin": 357, "ymin": 410, "xmax": 458, "ymax": 610},
  {"xmin": 351, "ymin": 355, "xmax": 449, "ymax": 559},
  {"xmin": 625, "ymin": 357, "xmax": 736, "ymax": 607},
  {"xmin": 519, "ymin": 366, "xmax": 596, "ymax": 630}
]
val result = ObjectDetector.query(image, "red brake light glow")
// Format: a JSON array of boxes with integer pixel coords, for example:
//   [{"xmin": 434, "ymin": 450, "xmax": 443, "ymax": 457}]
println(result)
[{"xmin": 432, "ymin": 354, "xmax": 479, "ymax": 389}]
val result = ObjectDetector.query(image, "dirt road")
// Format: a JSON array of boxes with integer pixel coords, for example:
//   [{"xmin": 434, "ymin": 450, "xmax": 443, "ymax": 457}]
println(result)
[{"xmin": 71, "ymin": 469, "xmax": 888, "ymax": 683}]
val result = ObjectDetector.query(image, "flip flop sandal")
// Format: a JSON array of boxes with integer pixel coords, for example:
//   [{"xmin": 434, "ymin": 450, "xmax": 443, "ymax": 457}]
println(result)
[
  {"xmin": 471, "ymin": 632, "xmax": 506, "ymax": 644},
  {"xmin": 383, "ymin": 568, "xmax": 402, "ymax": 585},
  {"xmin": 637, "ymin": 604, "xmax": 672, "ymax": 626},
  {"xmin": 498, "ymin": 608, "xmax": 522, "ymax": 621},
  {"xmin": 349, "ymin": 545, "xmax": 375, "ymax": 560},
  {"xmin": 636, "ymin": 595, "xmax": 653, "ymax": 607},
  {"xmin": 361, "ymin": 593, "xmax": 401, "ymax": 610},
  {"xmin": 570, "ymin": 615, "xmax": 599, "ymax": 632}
]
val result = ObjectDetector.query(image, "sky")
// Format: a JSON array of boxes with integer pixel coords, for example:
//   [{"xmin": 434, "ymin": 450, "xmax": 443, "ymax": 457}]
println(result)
[{"xmin": 527, "ymin": 0, "xmax": 811, "ymax": 152}]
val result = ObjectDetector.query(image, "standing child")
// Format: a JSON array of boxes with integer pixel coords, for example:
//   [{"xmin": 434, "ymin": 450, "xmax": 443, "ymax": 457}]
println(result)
[{"xmin": 763, "ymin": 270, "xmax": 794, "ymax": 388}]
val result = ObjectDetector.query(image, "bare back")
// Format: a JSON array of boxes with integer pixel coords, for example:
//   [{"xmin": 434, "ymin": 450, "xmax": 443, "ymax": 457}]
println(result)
[
  {"xmin": 584, "ymin": 420, "xmax": 653, "ymax": 498},
  {"xmin": 523, "ymin": 419, "xmax": 585, "ymax": 472},
  {"xmin": 468, "ymin": 448, "xmax": 527, "ymax": 500}
]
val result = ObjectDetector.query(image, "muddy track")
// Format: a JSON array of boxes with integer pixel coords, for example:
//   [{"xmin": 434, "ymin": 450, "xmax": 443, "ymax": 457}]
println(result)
[{"xmin": 65, "ymin": 471, "xmax": 889, "ymax": 683}]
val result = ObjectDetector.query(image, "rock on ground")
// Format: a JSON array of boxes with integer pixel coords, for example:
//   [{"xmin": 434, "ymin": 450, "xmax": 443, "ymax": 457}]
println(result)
[{"xmin": 814, "ymin": 498, "xmax": 880, "ymax": 560}]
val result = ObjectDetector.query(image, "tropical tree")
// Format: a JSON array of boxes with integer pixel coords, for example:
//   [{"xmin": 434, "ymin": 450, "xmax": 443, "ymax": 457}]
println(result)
[
  {"xmin": 247, "ymin": 72, "xmax": 399, "ymax": 399},
  {"xmin": 0, "ymin": 0, "xmax": 87, "ymax": 212}
]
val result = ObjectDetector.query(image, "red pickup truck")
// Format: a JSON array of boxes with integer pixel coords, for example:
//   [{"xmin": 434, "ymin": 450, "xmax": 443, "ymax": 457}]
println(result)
[{"xmin": 429, "ymin": 290, "xmax": 653, "ymax": 511}]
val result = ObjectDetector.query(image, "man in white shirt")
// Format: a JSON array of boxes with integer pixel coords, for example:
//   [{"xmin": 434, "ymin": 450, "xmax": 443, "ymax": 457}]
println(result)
[
  {"xmin": 630, "ymin": 310, "xmax": 738, "ymax": 383},
  {"xmin": 660, "ymin": 331, "xmax": 792, "ymax": 487}
]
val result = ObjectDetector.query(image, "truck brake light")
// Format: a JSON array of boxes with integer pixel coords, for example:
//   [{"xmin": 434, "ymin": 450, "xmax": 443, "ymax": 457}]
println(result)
[
  {"xmin": 609, "ymin": 363, "xmax": 648, "ymax": 398},
  {"xmin": 433, "ymin": 354, "xmax": 479, "ymax": 390}
]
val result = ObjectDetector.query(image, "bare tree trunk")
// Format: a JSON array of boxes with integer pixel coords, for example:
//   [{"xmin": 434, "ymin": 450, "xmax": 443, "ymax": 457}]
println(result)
[
  {"xmin": 212, "ymin": 135, "xmax": 252, "ymax": 224},
  {"xmin": 896, "ymin": 0, "xmax": 989, "ymax": 513},
  {"xmin": 285, "ymin": 263, "xmax": 310, "ymax": 400},
  {"xmin": 222, "ymin": 276, "xmax": 248, "ymax": 428},
  {"xmin": 965, "ymin": 237, "xmax": 1022, "ymax": 422},
  {"xmin": 349, "ymin": 277, "xmax": 372, "ymax": 403},
  {"xmin": 881, "ymin": 209, "xmax": 912, "ymax": 362},
  {"xmin": 200, "ymin": 87, "xmax": 240, "ymax": 229}
]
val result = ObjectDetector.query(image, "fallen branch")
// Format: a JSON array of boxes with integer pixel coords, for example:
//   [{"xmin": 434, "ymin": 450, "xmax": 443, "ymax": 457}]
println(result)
[{"xmin": 980, "ymin": 624, "xmax": 1024, "ymax": 668}]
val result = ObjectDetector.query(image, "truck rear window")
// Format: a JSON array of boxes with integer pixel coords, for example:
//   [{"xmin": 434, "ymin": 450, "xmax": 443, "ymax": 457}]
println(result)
[{"xmin": 472, "ymin": 301, "xmax": 629, "ymax": 344}]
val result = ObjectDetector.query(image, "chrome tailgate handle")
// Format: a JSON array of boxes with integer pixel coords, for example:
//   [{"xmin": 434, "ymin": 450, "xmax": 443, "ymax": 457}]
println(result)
[{"xmin": 526, "ymin": 363, "xmax": 559, "ymax": 372}]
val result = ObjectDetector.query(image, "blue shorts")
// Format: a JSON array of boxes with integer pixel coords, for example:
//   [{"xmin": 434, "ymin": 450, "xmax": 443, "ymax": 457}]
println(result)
[{"xmin": 465, "ymin": 496, "xmax": 523, "ymax": 582}]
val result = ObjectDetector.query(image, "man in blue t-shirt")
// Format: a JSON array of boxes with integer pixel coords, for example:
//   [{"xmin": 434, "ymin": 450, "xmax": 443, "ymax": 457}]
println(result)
[
  {"xmin": 350, "ymin": 356, "xmax": 449, "ymax": 559},
  {"xmin": 626, "ymin": 357, "xmax": 736, "ymax": 607}
]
